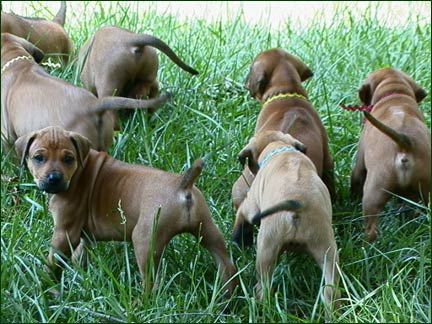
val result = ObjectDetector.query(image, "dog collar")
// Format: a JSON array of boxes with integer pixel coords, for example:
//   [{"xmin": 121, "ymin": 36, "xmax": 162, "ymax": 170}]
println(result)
[
  {"xmin": 340, "ymin": 92, "xmax": 406, "ymax": 113},
  {"xmin": 263, "ymin": 92, "xmax": 307, "ymax": 107},
  {"xmin": 1, "ymin": 55, "xmax": 33, "ymax": 74},
  {"xmin": 259, "ymin": 146, "xmax": 297, "ymax": 168}
]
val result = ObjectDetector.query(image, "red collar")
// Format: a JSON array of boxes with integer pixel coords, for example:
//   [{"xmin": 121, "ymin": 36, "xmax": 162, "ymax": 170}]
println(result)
[{"xmin": 340, "ymin": 91, "xmax": 403, "ymax": 112}]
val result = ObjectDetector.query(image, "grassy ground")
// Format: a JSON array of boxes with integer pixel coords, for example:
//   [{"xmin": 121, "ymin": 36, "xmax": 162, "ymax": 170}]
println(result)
[{"xmin": 1, "ymin": 1, "xmax": 431, "ymax": 322}]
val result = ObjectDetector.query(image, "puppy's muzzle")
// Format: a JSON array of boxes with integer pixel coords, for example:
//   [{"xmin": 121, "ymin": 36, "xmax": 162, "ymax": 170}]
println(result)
[{"xmin": 38, "ymin": 171, "xmax": 69, "ymax": 193}]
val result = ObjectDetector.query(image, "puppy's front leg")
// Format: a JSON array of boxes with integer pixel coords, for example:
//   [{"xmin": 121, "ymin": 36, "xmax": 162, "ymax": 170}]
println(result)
[{"xmin": 46, "ymin": 225, "xmax": 82, "ymax": 278}]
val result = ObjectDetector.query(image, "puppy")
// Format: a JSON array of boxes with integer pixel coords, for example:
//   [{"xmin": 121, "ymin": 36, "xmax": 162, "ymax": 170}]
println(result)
[
  {"xmin": 15, "ymin": 126, "xmax": 237, "ymax": 296},
  {"xmin": 232, "ymin": 130, "xmax": 340, "ymax": 319},
  {"xmin": 1, "ymin": 33, "xmax": 169, "ymax": 154},
  {"xmin": 350, "ymin": 67, "xmax": 430, "ymax": 242},
  {"xmin": 232, "ymin": 49, "xmax": 335, "ymax": 215},
  {"xmin": 79, "ymin": 25, "xmax": 198, "ymax": 100},
  {"xmin": 1, "ymin": 1, "xmax": 73, "ymax": 65}
]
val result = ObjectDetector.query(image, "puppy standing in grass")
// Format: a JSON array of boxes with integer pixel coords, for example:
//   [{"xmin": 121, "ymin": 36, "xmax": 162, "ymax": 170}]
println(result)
[
  {"xmin": 1, "ymin": 1, "xmax": 73, "ymax": 65},
  {"xmin": 79, "ymin": 25, "xmax": 198, "ymax": 109},
  {"xmin": 232, "ymin": 49, "xmax": 335, "ymax": 217},
  {"xmin": 1, "ymin": 33, "xmax": 170, "ymax": 153},
  {"xmin": 350, "ymin": 67, "xmax": 430, "ymax": 242},
  {"xmin": 15, "ymin": 126, "xmax": 237, "ymax": 296},
  {"xmin": 232, "ymin": 130, "xmax": 340, "ymax": 319}
]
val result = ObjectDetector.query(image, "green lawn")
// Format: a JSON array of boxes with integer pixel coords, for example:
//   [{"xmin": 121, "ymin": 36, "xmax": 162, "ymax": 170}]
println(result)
[{"xmin": 1, "ymin": 2, "xmax": 430, "ymax": 322}]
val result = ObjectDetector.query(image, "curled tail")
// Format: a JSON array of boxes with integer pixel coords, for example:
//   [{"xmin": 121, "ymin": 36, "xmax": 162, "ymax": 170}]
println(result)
[
  {"xmin": 129, "ymin": 34, "xmax": 199, "ymax": 75},
  {"xmin": 363, "ymin": 111, "xmax": 412, "ymax": 150},
  {"xmin": 53, "ymin": 1, "xmax": 67, "ymax": 26},
  {"xmin": 178, "ymin": 159, "xmax": 204, "ymax": 189},
  {"xmin": 252, "ymin": 199, "xmax": 303, "ymax": 225}
]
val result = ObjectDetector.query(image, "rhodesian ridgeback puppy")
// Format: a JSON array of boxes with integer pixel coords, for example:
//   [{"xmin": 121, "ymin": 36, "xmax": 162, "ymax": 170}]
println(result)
[
  {"xmin": 350, "ymin": 67, "xmax": 430, "ymax": 242},
  {"xmin": 232, "ymin": 48, "xmax": 335, "ymax": 241},
  {"xmin": 79, "ymin": 25, "xmax": 198, "ymax": 101},
  {"xmin": 1, "ymin": 1, "xmax": 72, "ymax": 64},
  {"xmin": 1, "ymin": 33, "xmax": 170, "ymax": 154},
  {"xmin": 15, "ymin": 126, "xmax": 237, "ymax": 296},
  {"xmin": 232, "ymin": 130, "xmax": 340, "ymax": 319}
]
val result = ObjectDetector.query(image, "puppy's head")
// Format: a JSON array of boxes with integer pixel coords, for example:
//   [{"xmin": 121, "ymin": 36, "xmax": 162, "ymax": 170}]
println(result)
[
  {"xmin": 245, "ymin": 48, "xmax": 313, "ymax": 101},
  {"xmin": 15, "ymin": 126, "xmax": 91, "ymax": 194},
  {"xmin": 358, "ymin": 67, "xmax": 427, "ymax": 105},
  {"xmin": 1, "ymin": 33, "xmax": 44, "ymax": 63},
  {"xmin": 238, "ymin": 130, "xmax": 306, "ymax": 175}
]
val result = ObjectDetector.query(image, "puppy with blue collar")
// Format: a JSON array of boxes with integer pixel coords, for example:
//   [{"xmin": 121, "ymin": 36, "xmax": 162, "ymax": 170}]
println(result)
[{"xmin": 232, "ymin": 130, "xmax": 340, "ymax": 320}]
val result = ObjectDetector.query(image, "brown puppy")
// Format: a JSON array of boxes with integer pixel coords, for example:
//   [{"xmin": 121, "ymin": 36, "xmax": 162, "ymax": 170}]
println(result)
[
  {"xmin": 15, "ymin": 126, "xmax": 237, "ymax": 295},
  {"xmin": 79, "ymin": 25, "xmax": 198, "ymax": 100},
  {"xmin": 232, "ymin": 48, "xmax": 335, "ymax": 242},
  {"xmin": 350, "ymin": 67, "xmax": 430, "ymax": 242},
  {"xmin": 1, "ymin": 1, "xmax": 73, "ymax": 64},
  {"xmin": 232, "ymin": 130, "xmax": 340, "ymax": 319},
  {"xmin": 1, "ymin": 33, "xmax": 170, "ymax": 153}
]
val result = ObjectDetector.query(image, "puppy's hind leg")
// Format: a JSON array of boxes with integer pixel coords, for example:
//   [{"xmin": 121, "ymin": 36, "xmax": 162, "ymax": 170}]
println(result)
[
  {"xmin": 132, "ymin": 215, "xmax": 174, "ymax": 292},
  {"xmin": 193, "ymin": 215, "xmax": 237, "ymax": 296},
  {"xmin": 362, "ymin": 176, "xmax": 392, "ymax": 242},
  {"xmin": 308, "ymin": 236, "xmax": 341, "ymax": 320},
  {"xmin": 255, "ymin": 227, "xmax": 282, "ymax": 301}
]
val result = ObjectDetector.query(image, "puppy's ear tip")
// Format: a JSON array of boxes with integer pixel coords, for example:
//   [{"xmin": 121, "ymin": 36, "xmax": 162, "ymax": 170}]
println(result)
[{"xmin": 415, "ymin": 88, "xmax": 427, "ymax": 102}]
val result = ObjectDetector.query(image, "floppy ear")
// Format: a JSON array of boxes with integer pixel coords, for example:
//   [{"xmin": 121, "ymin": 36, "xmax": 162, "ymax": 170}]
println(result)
[
  {"xmin": 414, "ymin": 87, "xmax": 427, "ymax": 103},
  {"xmin": 245, "ymin": 61, "xmax": 267, "ymax": 101},
  {"xmin": 14, "ymin": 132, "xmax": 37, "ymax": 166},
  {"xmin": 300, "ymin": 67, "xmax": 313, "ymax": 82},
  {"xmin": 294, "ymin": 140, "xmax": 307, "ymax": 154},
  {"xmin": 358, "ymin": 82, "xmax": 372, "ymax": 105},
  {"xmin": 238, "ymin": 145, "xmax": 260, "ymax": 175},
  {"xmin": 69, "ymin": 132, "xmax": 91, "ymax": 168},
  {"xmin": 286, "ymin": 53, "xmax": 313, "ymax": 82},
  {"xmin": 408, "ymin": 79, "xmax": 427, "ymax": 103},
  {"xmin": 18, "ymin": 37, "xmax": 45, "ymax": 63}
]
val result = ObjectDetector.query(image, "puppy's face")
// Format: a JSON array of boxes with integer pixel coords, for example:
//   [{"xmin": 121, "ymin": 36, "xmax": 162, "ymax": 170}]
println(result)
[
  {"xmin": 358, "ymin": 67, "xmax": 427, "ymax": 105},
  {"xmin": 238, "ymin": 130, "xmax": 307, "ymax": 174},
  {"xmin": 15, "ymin": 127, "xmax": 90, "ymax": 194},
  {"xmin": 245, "ymin": 48, "xmax": 313, "ymax": 101}
]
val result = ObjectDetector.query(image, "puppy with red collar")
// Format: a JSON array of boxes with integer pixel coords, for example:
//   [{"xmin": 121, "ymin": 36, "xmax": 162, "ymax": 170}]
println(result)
[{"xmin": 350, "ymin": 67, "xmax": 430, "ymax": 242}]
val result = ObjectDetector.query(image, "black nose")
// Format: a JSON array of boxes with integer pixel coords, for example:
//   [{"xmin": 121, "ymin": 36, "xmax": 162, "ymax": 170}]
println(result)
[
  {"xmin": 40, "ymin": 171, "xmax": 67, "ymax": 193},
  {"xmin": 47, "ymin": 171, "xmax": 62, "ymax": 184}
]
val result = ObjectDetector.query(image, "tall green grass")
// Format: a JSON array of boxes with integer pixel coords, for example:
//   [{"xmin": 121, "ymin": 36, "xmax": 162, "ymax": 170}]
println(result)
[{"xmin": 1, "ymin": 2, "xmax": 430, "ymax": 322}]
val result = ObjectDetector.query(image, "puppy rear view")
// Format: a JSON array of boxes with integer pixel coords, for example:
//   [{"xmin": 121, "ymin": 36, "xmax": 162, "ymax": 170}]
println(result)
[
  {"xmin": 15, "ymin": 126, "xmax": 237, "ymax": 296},
  {"xmin": 79, "ymin": 25, "xmax": 198, "ymax": 100},
  {"xmin": 350, "ymin": 67, "xmax": 430, "ymax": 242},
  {"xmin": 232, "ymin": 130, "xmax": 340, "ymax": 320}
]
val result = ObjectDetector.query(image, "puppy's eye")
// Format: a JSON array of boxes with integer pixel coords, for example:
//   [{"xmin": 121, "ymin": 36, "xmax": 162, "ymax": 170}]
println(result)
[
  {"xmin": 63, "ymin": 155, "xmax": 75, "ymax": 164},
  {"xmin": 32, "ymin": 154, "xmax": 45, "ymax": 164}
]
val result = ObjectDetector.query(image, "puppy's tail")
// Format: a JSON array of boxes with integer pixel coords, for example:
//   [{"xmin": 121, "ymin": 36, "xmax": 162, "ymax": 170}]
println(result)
[
  {"xmin": 89, "ymin": 93, "xmax": 172, "ymax": 114},
  {"xmin": 252, "ymin": 199, "xmax": 303, "ymax": 225},
  {"xmin": 53, "ymin": 1, "xmax": 67, "ymax": 26},
  {"xmin": 129, "ymin": 34, "xmax": 199, "ymax": 75},
  {"xmin": 178, "ymin": 159, "xmax": 204, "ymax": 189},
  {"xmin": 363, "ymin": 111, "xmax": 412, "ymax": 151}
]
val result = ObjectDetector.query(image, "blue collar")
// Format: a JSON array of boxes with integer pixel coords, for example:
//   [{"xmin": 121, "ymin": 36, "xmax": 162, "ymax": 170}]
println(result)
[{"xmin": 259, "ymin": 146, "xmax": 297, "ymax": 168}]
